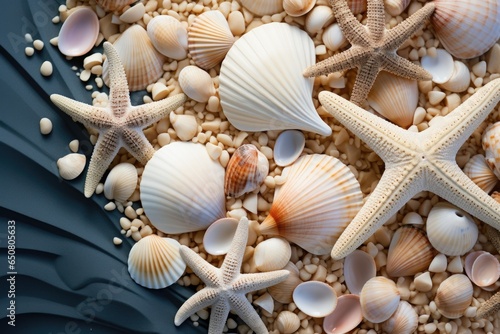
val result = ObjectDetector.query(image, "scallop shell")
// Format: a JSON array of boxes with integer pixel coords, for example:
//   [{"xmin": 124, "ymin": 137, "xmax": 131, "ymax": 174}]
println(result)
[
  {"xmin": 57, "ymin": 153, "xmax": 86, "ymax": 180},
  {"xmin": 225, "ymin": 144, "xmax": 269, "ymax": 197},
  {"xmin": 259, "ymin": 154, "xmax": 363, "ymax": 255},
  {"xmin": 343, "ymin": 250, "xmax": 377, "ymax": 295},
  {"xmin": 482, "ymin": 122, "xmax": 500, "ymax": 179},
  {"xmin": 434, "ymin": 274, "xmax": 473, "ymax": 319},
  {"xmin": 147, "ymin": 15, "xmax": 188, "ymax": 60},
  {"xmin": 102, "ymin": 25, "xmax": 165, "ymax": 91},
  {"xmin": 431, "ymin": 0, "xmax": 500, "ymax": 59},
  {"xmin": 275, "ymin": 310, "xmax": 301, "ymax": 334},
  {"xmin": 385, "ymin": 0, "xmax": 411, "ymax": 16},
  {"xmin": 463, "ymin": 154, "xmax": 498, "ymax": 194},
  {"xmin": 188, "ymin": 11, "xmax": 235, "ymax": 70},
  {"xmin": 273, "ymin": 130, "xmax": 305, "ymax": 167},
  {"xmin": 323, "ymin": 294, "xmax": 363, "ymax": 334},
  {"xmin": 367, "ymin": 71, "xmax": 418, "ymax": 128},
  {"xmin": 178, "ymin": 65, "xmax": 216, "ymax": 103},
  {"xmin": 238, "ymin": 0, "xmax": 284, "ymax": 16},
  {"xmin": 103, "ymin": 162, "xmax": 138, "ymax": 203},
  {"xmin": 95, "ymin": 0, "xmax": 135, "ymax": 11},
  {"xmin": 57, "ymin": 7, "xmax": 99, "ymax": 57},
  {"xmin": 203, "ymin": 218, "xmax": 239, "ymax": 255},
  {"xmin": 253, "ymin": 237, "xmax": 291, "ymax": 272},
  {"xmin": 426, "ymin": 202, "xmax": 478, "ymax": 256},
  {"xmin": 305, "ymin": 5, "xmax": 335, "ymax": 34},
  {"xmin": 219, "ymin": 22, "xmax": 331, "ymax": 136},
  {"xmin": 421, "ymin": 49, "xmax": 455, "ymax": 84},
  {"xmin": 360, "ymin": 276, "xmax": 401, "ymax": 323},
  {"xmin": 127, "ymin": 235, "xmax": 186, "ymax": 289},
  {"xmin": 348, "ymin": 0, "xmax": 367, "ymax": 14},
  {"xmin": 283, "ymin": 0, "xmax": 316, "ymax": 17},
  {"xmin": 465, "ymin": 251, "xmax": 500, "ymax": 290},
  {"xmin": 140, "ymin": 142, "xmax": 225, "ymax": 234},
  {"xmin": 381, "ymin": 301, "xmax": 418, "ymax": 334},
  {"xmin": 268, "ymin": 262, "xmax": 303, "ymax": 303},
  {"xmin": 439, "ymin": 61, "xmax": 471, "ymax": 93},
  {"xmin": 386, "ymin": 226, "xmax": 435, "ymax": 277},
  {"xmin": 293, "ymin": 281, "xmax": 338, "ymax": 318}
]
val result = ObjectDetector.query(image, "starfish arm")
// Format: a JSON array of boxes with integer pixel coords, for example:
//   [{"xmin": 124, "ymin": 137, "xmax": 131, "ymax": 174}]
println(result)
[
  {"xmin": 121, "ymin": 128, "xmax": 156, "ymax": 164},
  {"xmin": 179, "ymin": 245, "xmax": 220, "ymax": 287},
  {"xmin": 126, "ymin": 93, "xmax": 187, "ymax": 128},
  {"xmin": 331, "ymin": 0, "xmax": 371, "ymax": 46},
  {"xmin": 476, "ymin": 291, "xmax": 500, "ymax": 318},
  {"xmin": 207, "ymin": 299, "xmax": 231, "ymax": 334},
  {"xmin": 174, "ymin": 287, "xmax": 220, "ymax": 326},
  {"xmin": 50, "ymin": 94, "xmax": 113, "ymax": 130},
  {"xmin": 232, "ymin": 270, "xmax": 289, "ymax": 294},
  {"xmin": 350, "ymin": 57, "xmax": 382, "ymax": 105},
  {"xmin": 229, "ymin": 294, "xmax": 268, "ymax": 334},
  {"xmin": 103, "ymin": 42, "xmax": 131, "ymax": 117},
  {"xmin": 366, "ymin": 0, "xmax": 385, "ymax": 42},
  {"xmin": 220, "ymin": 217, "xmax": 249, "ymax": 285},
  {"xmin": 484, "ymin": 225, "xmax": 500, "ymax": 253},
  {"xmin": 303, "ymin": 47, "xmax": 366, "ymax": 77},
  {"xmin": 382, "ymin": 54, "xmax": 432, "ymax": 81}
]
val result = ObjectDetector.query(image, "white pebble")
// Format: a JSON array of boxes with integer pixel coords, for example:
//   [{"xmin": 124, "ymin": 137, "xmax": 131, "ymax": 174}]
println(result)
[
  {"xmin": 472, "ymin": 61, "xmax": 487, "ymax": 78},
  {"xmin": 113, "ymin": 237, "xmax": 122, "ymax": 245},
  {"xmin": 447, "ymin": 256, "xmax": 463, "ymax": 273},
  {"xmin": 25, "ymin": 47, "xmax": 34, "ymax": 56},
  {"xmin": 33, "ymin": 39, "xmax": 44, "ymax": 50},
  {"xmin": 206, "ymin": 142, "xmax": 222, "ymax": 160},
  {"xmin": 424, "ymin": 323, "xmax": 437, "ymax": 333},
  {"xmin": 40, "ymin": 61, "xmax": 53, "ymax": 76},
  {"xmin": 104, "ymin": 202, "xmax": 116, "ymax": 211},
  {"xmin": 24, "ymin": 33, "xmax": 33, "ymax": 43},
  {"xmin": 429, "ymin": 253, "xmax": 447, "ymax": 273},
  {"xmin": 79, "ymin": 69, "xmax": 91, "ymax": 82},
  {"xmin": 39, "ymin": 117, "xmax": 53, "ymax": 135},
  {"xmin": 69, "ymin": 139, "xmax": 79, "ymax": 152},
  {"xmin": 414, "ymin": 272, "xmax": 433, "ymax": 292}
]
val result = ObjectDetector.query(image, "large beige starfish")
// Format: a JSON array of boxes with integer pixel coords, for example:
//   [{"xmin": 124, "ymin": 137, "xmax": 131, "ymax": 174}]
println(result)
[
  {"xmin": 318, "ymin": 78, "xmax": 500, "ymax": 260},
  {"xmin": 477, "ymin": 225, "xmax": 500, "ymax": 318},
  {"xmin": 304, "ymin": 0, "xmax": 434, "ymax": 105},
  {"xmin": 174, "ymin": 217, "xmax": 289, "ymax": 334},
  {"xmin": 51, "ymin": 42, "xmax": 186, "ymax": 198}
]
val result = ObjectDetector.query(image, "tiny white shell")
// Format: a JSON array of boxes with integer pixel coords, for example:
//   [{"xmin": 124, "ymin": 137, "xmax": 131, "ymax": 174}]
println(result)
[
  {"xmin": 435, "ymin": 274, "xmax": 473, "ymax": 319},
  {"xmin": 420, "ymin": 49, "xmax": 455, "ymax": 84},
  {"xmin": 382, "ymin": 301, "xmax": 418, "ymax": 334},
  {"xmin": 273, "ymin": 130, "xmax": 305, "ymax": 167},
  {"xmin": 170, "ymin": 113, "xmax": 198, "ymax": 141},
  {"xmin": 343, "ymin": 250, "xmax": 376, "ymax": 295},
  {"xmin": 119, "ymin": 3, "xmax": 145, "ymax": 23},
  {"xmin": 57, "ymin": 153, "xmax": 86, "ymax": 180},
  {"xmin": 283, "ymin": 0, "xmax": 316, "ymax": 17},
  {"xmin": 203, "ymin": 218, "xmax": 239, "ymax": 255},
  {"xmin": 305, "ymin": 5, "xmax": 335, "ymax": 34},
  {"xmin": 147, "ymin": 15, "xmax": 188, "ymax": 60},
  {"xmin": 360, "ymin": 277, "xmax": 400, "ymax": 323},
  {"xmin": 178, "ymin": 65, "xmax": 215, "ymax": 103},
  {"xmin": 439, "ymin": 61, "xmax": 471, "ymax": 93},
  {"xmin": 293, "ymin": 281, "xmax": 338, "ymax": 318},
  {"xmin": 253, "ymin": 237, "xmax": 291, "ymax": 272},
  {"xmin": 103, "ymin": 162, "xmax": 138, "ymax": 203},
  {"xmin": 385, "ymin": 0, "xmax": 411, "ymax": 16},
  {"xmin": 323, "ymin": 294, "xmax": 362, "ymax": 334},
  {"xmin": 322, "ymin": 23, "xmax": 347, "ymax": 52},
  {"xmin": 58, "ymin": 7, "xmax": 99, "ymax": 57},
  {"xmin": 463, "ymin": 154, "xmax": 498, "ymax": 194},
  {"xmin": 275, "ymin": 310, "xmax": 301, "ymax": 334}
]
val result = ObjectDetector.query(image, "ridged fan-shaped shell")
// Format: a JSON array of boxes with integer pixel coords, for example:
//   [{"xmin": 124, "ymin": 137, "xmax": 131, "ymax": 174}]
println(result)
[
  {"xmin": 147, "ymin": 15, "xmax": 188, "ymax": 60},
  {"xmin": 96, "ymin": 0, "xmax": 135, "ymax": 11},
  {"xmin": 463, "ymin": 154, "xmax": 498, "ymax": 194},
  {"xmin": 239, "ymin": 0, "xmax": 284, "ymax": 16},
  {"xmin": 482, "ymin": 121, "xmax": 500, "ymax": 179},
  {"xmin": 276, "ymin": 311, "xmax": 301, "ymax": 334},
  {"xmin": 283, "ymin": 0, "xmax": 316, "ymax": 17},
  {"xmin": 360, "ymin": 277, "xmax": 401, "ymax": 323},
  {"xmin": 348, "ymin": 0, "xmax": 367, "ymax": 14},
  {"xmin": 103, "ymin": 162, "xmax": 138, "ymax": 203},
  {"xmin": 435, "ymin": 274, "xmax": 473, "ymax": 319},
  {"xmin": 268, "ymin": 262, "xmax": 303, "ymax": 303},
  {"xmin": 57, "ymin": 153, "xmax": 86, "ymax": 180},
  {"xmin": 382, "ymin": 301, "xmax": 418, "ymax": 334}
]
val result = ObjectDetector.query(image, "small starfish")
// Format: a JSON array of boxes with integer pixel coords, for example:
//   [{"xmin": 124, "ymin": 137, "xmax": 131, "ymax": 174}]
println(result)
[
  {"xmin": 317, "ymin": 78, "xmax": 500, "ymax": 260},
  {"xmin": 174, "ymin": 217, "xmax": 289, "ymax": 334},
  {"xmin": 477, "ymin": 225, "xmax": 500, "ymax": 318},
  {"xmin": 51, "ymin": 42, "xmax": 186, "ymax": 197},
  {"xmin": 304, "ymin": 0, "xmax": 434, "ymax": 105}
]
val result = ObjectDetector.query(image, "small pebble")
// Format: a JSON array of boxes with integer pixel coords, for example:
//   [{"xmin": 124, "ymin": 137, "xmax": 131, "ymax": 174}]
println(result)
[
  {"xmin": 40, "ymin": 61, "xmax": 53, "ymax": 76},
  {"xmin": 25, "ymin": 47, "xmax": 34, "ymax": 56},
  {"xmin": 113, "ymin": 237, "xmax": 122, "ymax": 245},
  {"xmin": 104, "ymin": 202, "xmax": 116, "ymax": 211},
  {"xmin": 39, "ymin": 117, "xmax": 53, "ymax": 135},
  {"xmin": 33, "ymin": 39, "xmax": 44, "ymax": 51},
  {"xmin": 69, "ymin": 139, "xmax": 79, "ymax": 152}
]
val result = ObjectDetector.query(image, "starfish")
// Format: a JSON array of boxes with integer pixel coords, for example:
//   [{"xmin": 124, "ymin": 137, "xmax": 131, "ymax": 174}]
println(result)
[
  {"xmin": 476, "ymin": 225, "xmax": 500, "ymax": 318},
  {"xmin": 304, "ymin": 0, "xmax": 434, "ymax": 105},
  {"xmin": 174, "ymin": 217, "xmax": 289, "ymax": 334},
  {"xmin": 317, "ymin": 78, "xmax": 500, "ymax": 260},
  {"xmin": 51, "ymin": 42, "xmax": 186, "ymax": 198}
]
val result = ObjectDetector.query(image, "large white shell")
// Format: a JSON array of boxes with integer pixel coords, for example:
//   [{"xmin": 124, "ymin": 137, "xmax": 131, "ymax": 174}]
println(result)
[
  {"xmin": 253, "ymin": 237, "xmax": 291, "ymax": 272},
  {"xmin": 360, "ymin": 277, "xmax": 401, "ymax": 323},
  {"xmin": 57, "ymin": 153, "xmax": 86, "ymax": 180},
  {"xmin": 343, "ymin": 250, "xmax": 376, "ymax": 295},
  {"xmin": 103, "ymin": 162, "xmax": 138, "ymax": 203},
  {"xmin": 323, "ymin": 294, "xmax": 362, "ymax": 334},
  {"xmin": 465, "ymin": 251, "xmax": 500, "ymax": 290},
  {"xmin": 268, "ymin": 262, "xmax": 303, "ymax": 303},
  {"xmin": 219, "ymin": 23, "xmax": 331, "ymax": 136},
  {"xmin": 259, "ymin": 154, "xmax": 363, "ymax": 255},
  {"xmin": 58, "ymin": 7, "xmax": 99, "ymax": 57},
  {"xmin": 463, "ymin": 154, "xmax": 498, "ymax": 194},
  {"xmin": 439, "ymin": 61, "xmax": 471, "ymax": 93},
  {"xmin": 293, "ymin": 281, "xmax": 338, "ymax": 318},
  {"xmin": 147, "ymin": 15, "xmax": 188, "ymax": 60},
  {"xmin": 431, "ymin": 0, "xmax": 500, "ymax": 59},
  {"xmin": 203, "ymin": 218, "xmax": 239, "ymax": 255},
  {"xmin": 434, "ymin": 274, "xmax": 473, "ymax": 319},
  {"xmin": 238, "ymin": 0, "xmax": 284, "ymax": 16},
  {"xmin": 273, "ymin": 130, "xmax": 305, "ymax": 167},
  {"xmin": 140, "ymin": 142, "xmax": 226, "ymax": 234},
  {"xmin": 482, "ymin": 122, "xmax": 500, "ymax": 179},
  {"xmin": 420, "ymin": 49, "xmax": 455, "ymax": 84},
  {"xmin": 178, "ymin": 65, "xmax": 216, "ymax": 103},
  {"xmin": 127, "ymin": 235, "xmax": 186, "ymax": 289},
  {"xmin": 426, "ymin": 202, "xmax": 478, "ymax": 256},
  {"xmin": 381, "ymin": 301, "xmax": 418, "ymax": 334}
]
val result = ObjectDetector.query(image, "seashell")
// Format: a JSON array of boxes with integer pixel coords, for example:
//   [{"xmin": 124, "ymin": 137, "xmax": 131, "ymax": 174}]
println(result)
[
  {"xmin": 275, "ymin": 310, "xmax": 301, "ymax": 334},
  {"xmin": 381, "ymin": 301, "xmax": 418, "ymax": 334},
  {"xmin": 188, "ymin": 11, "xmax": 235, "ymax": 70},
  {"xmin": 463, "ymin": 154, "xmax": 498, "ymax": 194},
  {"xmin": 140, "ymin": 142, "xmax": 225, "ymax": 234},
  {"xmin": 465, "ymin": 251, "xmax": 500, "ymax": 290},
  {"xmin": 348, "ymin": 0, "xmax": 367, "ymax": 14},
  {"xmin": 343, "ymin": 250, "xmax": 376, "ymax": 295},
  {"xmin": 402, "ymin": 212, "xmax": 424, "ymax": 225},
  {"xmin": 102, "ymin": 25, "xmax": 165, "ymax": 91},
  {"xmin": 429, "ymin": 253, "xmax": 448, "ymax": 273},
  {"xmin": 178, "ymin": 65, "xmax": 215, "ymax": 103},
  {"xmin": 219, "ymin": 23, "xmax": 331, "ymax": 136},
  {"xmin": 367, "ymin": 71, "xmax": 418, "ymax": 128},
  {"xmin": 426, "ymin": 202, "xmax": 478, "ymax": 256},
  {"xmin": 95, "ymin": 0, "xmax": 135, "ymax": 11},
  {"xmin": 259, "ymin": 154, "xmax": 363, "ymax": 255},
  {"xmin": 203, "ymin": 218, "xmax": 239, "ymax": 255},
  {"xmin": 414, "ymin": 272, "xmax": 433, "ymax": 292},
  {"xmin": 431, "ymin": 0, "xmax": 500, "ymax": 59},
  {"xmin": 323, "ymin": 294, "xmax": 362, "ymax": 334},
  {"xmin": 238, "ymin": 0, "xmax": 284, "ymax": 16},
  {"xmin": 482, "ymin": 122, "xmax": 500, "ymax": 179},
  {"xmin": 225, "ymin": 144, "xmax": 269, "ymax": 198},
  {"xmin": 385, "ymin": 0, "xmax": 411, "ymax": 16},
  {"xmin": 103, "ymin": 162, "xmax": 138, "ymax": 203},
  {"xmin": 147, "ymin": 15, "xmax": 188, "ymax": 60},
  {"xmin": 253, "ymin": 292, "xmax": 274, "ymax": 314},
  {"xmin": 119, "ymin": 3, "xmax": 145, "ymax": 23},
  {"xmin": 434, "ymin": 274, "xmax": 473, "ymax": 319},
  {"xmin": 253, "ymin": 237, "xmax": 291, "ymax": 272},
  {"xmin": 273, "ymin": 130, "xmax": 305, "ymax": 167},
  {"xmin": 439, "ymin": 61, "xmax": 471, "ymax": 93},
  {"xmin": 293, "ymin": 281, "xmax": 338, "ymax": 318},
  {"xmin": 421, "ymin": 49, "xmax": 455, "ymax": 84},
  {"xmin": 57, "ymin": 153, "xmax": 86, "ymax": 180},
  {"xmin": 322, "ymin": 23, "xmax": 347, "ymax": 52},
  {"xmin": 360, "ymin": 276, "xmax": 401, "ymax": 323},
  {"xmin": 128, "ymin": 235, "xmax": 186, "ymax": 289},
  {"xmin": 57, "ymin": 7, "xmax": 99, "ymax": 57},
  {"xmin": 283, "ymin": 0, "xmax": 316, "ymax": 17},
  {"xmin": 305, "ymin": 5, "xmax": 335, "ymax": 34},
  {"xmin": 169, "ymin": 113, "xmax": 198, "ymax": 141},
  {"xmin": 386, "ymin": 226, "xmax": 435, "ymax": 277},
  {"xmin": 268, "ymin": 262, "xmax": 303, "ymax": 303}
]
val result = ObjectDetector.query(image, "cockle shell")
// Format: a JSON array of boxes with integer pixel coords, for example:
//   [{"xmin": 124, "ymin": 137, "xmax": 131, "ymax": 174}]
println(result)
[
  {"xmin": 188, "ymin": 11, "xmax": 235, "ymax": 70},
  {"xmin": 323, "ymin": 294, "xmax": 363, "ymax": 334},
  {"xmin": 147, "ymin": 15, "xmax": 188, "ymax": 60},
  {"xmin": 253, "ymin": 237, "xmax": 291, "ymax": 272},
  {"xmin": 219, "ymin": 23, "xmax": 331, "ymax": 136},
  {"xmin": 439, "ymin": 61, "xmax": 471, "ymax": 93},
  {"xmin": 463, "ymin": 154, "xmax": 498, "ymax": 194},
  {"xmin": 426, "ymin": 202, "xmax": 478, "ymax": 256},
  {"xmin": 465, "ymin": 251, "xmax": 500, "ymax": 290},
  {"xmin": 348, "ymin": 0, "xmax": 367, "ymax": 14},
  {"xmin": 381, "ymin": 301, "xmax": 418, "ymax": 334},
  {"xmin": 275, "ymin": 310, "xmax": 301, "ymax": 334},
  {"xmin": 238, "ymin": 0, "xmax": 284, "ymax": 16},
  {"xmin": 202, "ymin": 218, "xmax": 239, "ymax": 255},
  {"xmin": 57, "ymin": 153, "xmax": 86, "ymax": 180},
  {"xmin": 385, "ymin": 0, "xmax": 411, "ymax": 16},
  {"xmin": 283, "ymin": 0, "xmax": 316, "ymax": 17},
  {"xmin": 127, "ymin": 235, "xmax": 186, "ymax": 289},
  {"xmin": 431, "ymin": 0, "xmax": 500, "ymax": 59},
  {"xmin": 482, "ymin": 122, "xmax": 500, "ymax": 179},
  {"xmin": 273, "ymin": 130, "xmax": 305, "ymax": 167},
  {"xmin": 343, "ymin": 250, "xmax": 376, "ymax": 295},
  {"xmin": 178, "ymin": 65, "xmax": 216, "ymax": 103},
  {"xmin": 268, "ymin": 262, "xmax": 303, "ymax": 303},
  {"xmin": 259, "ymin": 154, "xmax": 363, "ymax": 255},
  {"xmin": 95, "ymin": 0, "xmax": 135, "ymax": 11},
  {"xmin": 360, "ymin": 276, "xmax": 401, "ymax": 323},
  {"xmin": 103, "ymin": 162, "xmax": 138, "ymax": 203},
  {"xmin": 434, "ymin": 274, "xmax": 473, "ymax": 319},
  {"xmin": 57, "ymin": 7, "xmax": 99, "ymax": 57},
  {"xmin": 140, "ymin": 142, "xmax": 225, "ymax": 234},
  {"xmin": 225, "ymin": 144, "xmax": 269, "ymax": 198},
  {"xmin": 102, "ymin": 25, "xmax": 165, "ymax": 91},
  {"xmin": 421, "ymin": 49, "xmax": 455, "ymax": 84},
  {"xmin": 305, "ymin": 5, "xmax": 335, "ymax": 34},
  {"xmin": 293, "ymin": 281, "xmax": 338, "ymax": 318}
]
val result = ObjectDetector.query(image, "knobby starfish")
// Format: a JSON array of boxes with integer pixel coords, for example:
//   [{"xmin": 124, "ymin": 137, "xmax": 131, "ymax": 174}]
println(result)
[
  {"xmin": 318, "ymin": 78, "xmax": 500, "ymax": 260},
  {"xmin": 174, "ymin": 217, "xmax": 289, "ymax": 334},
  {"xmin": 476, "ymin": 225, "xmax": 500, "ymax": 318},
  {"xmin": 51, "ymin": 42, "xmax": 186, "ymax": 197},
  {"xmin": 304, "ymin": 0, "xmax": 434, "ymax": 105}
]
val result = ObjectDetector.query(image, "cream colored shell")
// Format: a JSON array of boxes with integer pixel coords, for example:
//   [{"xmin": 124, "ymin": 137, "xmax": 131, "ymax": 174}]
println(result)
[
  {"xmin": 482, "ymin": 121, "xmax": 500, "ymax": 179},
  {"xmin": 57, "ymin": 153, "xmax": 86, "ymax": 180},
  {"xmin": 268, "ymin": 262, "xmax": 302, "ymax": 303},
  {"xmin": 178, "ymin": 65, "xmax": 216, "ymax": 103},
  {"xmin": 238, "ymin": 0, "xmax": 283, "ymax": 16},
  {"xmin": 382, "ymin": 301, "xmax": 418, "ymax": 334},
  {"xmin": 283, "ymin": 0, "xmax": 316, "ymax": 17},
  {"xmin": 147, "ymin": 15, "xmax": 188, "ymax": 60},
  {"xmin": 360, "ymin": 276, "xmax": 400, "ymax": 323},
  {"xmin": 253, "ymin": 237, "xmax": 291, "ymax": 272},
  {"xmin": 434, "ymin": 274, "xmax": 473, "ymax": 319},
  {"xmin": 463, "ymin": 154, "xmax": 498, "ymax": 194},
  {"xmin": 103, "ymin": 162, "xmax": 138, "ymax": 203}
]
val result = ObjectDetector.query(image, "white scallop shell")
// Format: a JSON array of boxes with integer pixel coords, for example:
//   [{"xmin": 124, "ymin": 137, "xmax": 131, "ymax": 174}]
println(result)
[
  {"xmin": 103, "ymin": 162, "xmax": 138, "ymax": 203},
  {"xmin": 439, "ymin": 61, "xmax": 471, "ymax": 93},
  {"xmin": 58, "ymin": 7, "xmax": 99, "ymax": 57},
  {"xmin": 203, "ymin": 218, "xmax": 239, "ymax": 255},
  {"xmin": 140, "ymin": 142, "xmax": 226, "ymax": 234},
  {"xmin": 238, "ymin": 0, "xmax": 284, "ymax": 16},
  {"xmin": 147, "ymin": 15, "xmax": 188, "ymax": 60},
  {"xmin": 482, "ymin": 122, "xmax": 500, "ymax": 179},
  {"xmin": 420, "ymin": 49, "xmax": 455, "ymax": 84},
  {"xmin": 381, "ymin": 301, "xmax": 418, "ymax": 334},
  {"xmin": 343, "ymin": 250, "xmax": 376, "ymax": 295},
  {"xmin": 305, "ymin": 5, "xmax": 335, "ymax": 34},
  {"xmin": 259, "ymin": 154, "xmax": 363, "ymax": 255},
  {"xmin": 322, "ymin": 23, "xmax": 347, "ymax": 52},
  {"xmin": 127, "ymin": 235, "xmax": 186, "ymax": 289},
  {"xmin": 283, "ymin": 0, "xmax": 316, "ymax": 17},
  {"xmin": 57, "ymin": 153, "xmax": 86, "ymax": 180},
  {"xmin": 385, "ymin": 0, "xmax": 411, "ymax": 16},
  {"xmin": 95, "ymin": 0, "xmax": 135, "ymax": 11},
  {"xmin": 360, "ymin": 276, "xmax": 401, "ymax": 323},
  {"xmin": 220, "ymin": 23, "xmax": 331, "ymax": 136},
  {"xmin": 434, "ymin": 274, "xmax": 473, "ymax": 319},
  {"xmin": 463, "ymin": 154, "xmax": 498, "ymax": 194},
  {"xmin": 178, "ymin": 65, "xmax": 216, "ymax": 103},
  {"xmin": 275, "ymin": 310, "xmax": 301, "ymax": 334},
  {"xmin": 268, "ymin": 262, "xmax": 303, "ymax": 303},
  {"xmin": 431, "ymin": 0, "xmax": 500, "ymax": 59},
  {"xmin": 465, "ymin": 251, "xmax": 500, "ymax": 290},
  {"xmin": 253, "ymin": 237, "xmax": 291, "ymax": 272},
  {"xmin": 426, "ymin": 202, "xmax": 478, "ymax": 256},
  {"xmin": 323, "ymin": 294, "xmax": 362, "ymax": 334},
  {"xmin": 273, "ymin": 130, "xmax": 305, "ymax": 167},
  {"xmin": 293, "ymin": 281, "xmax": 338, "ymax": 318}
]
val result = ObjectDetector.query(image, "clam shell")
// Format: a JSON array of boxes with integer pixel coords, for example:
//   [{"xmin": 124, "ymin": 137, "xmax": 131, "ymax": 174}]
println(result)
[
  {"xmin": 426, "ymin": 202, "xmax": 478, "ymax": 256},
  {"xmin": 225, "ymin": 144, "xmax": 269, "ymax": 198},
  {"xmin": 203, "ymin": 218, "xmax": 239, "ymax": 255},
  {"xmin": 127, "ymin": 235, "xmax": 186, "ymax": 289},
  {"xmin": 253, "ymin": 292, "xmax": 274, "ymax": 314},
  {"xmin": 57, "ymin": 153, "xmax": 86, "ymax": 180},
  {"xmin": 119, "ymin": 3, "xmax": 145, "ymax": 24},
  {"xmin": 343, "ymin": 250, "xmax": 376, "ymax": 295},
  {"xmin": 421, "ymin": 49, "xmax": 455, "ymax": 84},
  {"xmin": 305, "ymin": 5, "xmax": 335, "ymax": 34},
  {"xmin": 360, "ymin": 276, "xmax": 401, "ymax": 323},
  {"xmin": 268, "ymin": 262, "xmax": 303, "ymax": 303},
  {"xmin": 219, "ymin": 22, "xmax": 331, "ymax": 136},
  {"xmin": 275, "ymin": 310, "xmax": 301, "ymax": 334},
  {"xmin": 348, "ymin": 0, "xmax": 367, "ymax": 14},
  {"xmin": 57, "ymin": 7, "xmax": 99, "ymax": 57},
  {"xmin": 482, "ymin": 122, "xmax": 500, "ymax": 179},
  {"xmin": 293, "ymin": 281, "xmax": 338, "ymax": 318},
  {"xmin": 435, "ymin": 274, "xmax": 473, "ymax": 319},
  {"xmin": 367, "ymin": 71, "xmax": 418, "ymax": 128},
  {"xmin": 188, "ymin": 11, "xmax": 235, "ymax": 70},
  {"xmin": 169, "ymin": 113, "xmax": 198, "ymax": 141},
  {"xmin": 95, "ymin": 0, "xmax": 135, "ymax": 11},
  {"xmin": 463, "ymin": 154, "xmax": 498, "ymax": 194},
  {"xmin": 283, "ymin": 0, "xmax": 316, "ymax": 17},
  {"xmin": 381, "ymin": 301, "xmax": 418, "ymax": 334},
  {"xmin": 238, "ymin": 0, "xmax": 284, "ymax": 16},
  {"xmin": 386, "ymin": 226, "xmax": 435, "ymax": 277},
  {"xmin": 254, "ymin": 237, "xmax": 291, "ymax": 272},
  {"xmin": 102, "ymin": 25, "xmax": 165, "ymax": 91},
  {"xmin": 439, "ymin": 61, "xmax": 471, "ymax": 93},
  {"xmin": 103, "ymin": 162, "xmax": 138, "ymax": 203},
  {"xmin": 273, "ymin": 130, "xmax": 305, "ymax": 167},
  {"xmin": 147, "ymin": 15, "xmax": 188, "ymax": 60},
  {"xmin": 259, "ymin": 154, "xmax": 363, "ymax": 255},
  {"xmin": 322, "ymin": 23, "xmax": 347, "ymax": 52},
  {"xmin": 465, "ymin": 251, "xmax": 500, "ymax": 290},
  {"xmin": 385, "ymin": 0, "xmax": 411, "ymax": 16},
  {"xmin": 323, "ymin": 294, "xmax": 362, "ymax": 334},
  {"xmin": 178, "ymin": 65, "xmax": 215, "ymax": 103},
  {"xmin": 140, "ymin": 142, "xmax": 225, "ymax": 234},
  {"xmin": 431, "ymin": 0, "xmax": 500, "ymax": 59}
]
